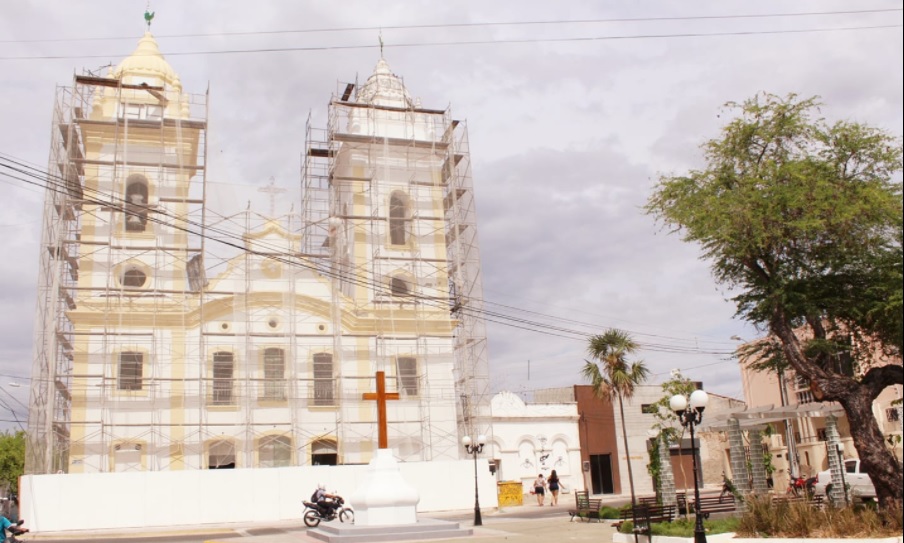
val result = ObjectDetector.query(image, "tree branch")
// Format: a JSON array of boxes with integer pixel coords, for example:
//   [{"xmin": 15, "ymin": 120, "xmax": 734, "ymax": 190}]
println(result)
[{"xmin": 861, "ymin": 364, "xmax": 904, "ymax": 401}]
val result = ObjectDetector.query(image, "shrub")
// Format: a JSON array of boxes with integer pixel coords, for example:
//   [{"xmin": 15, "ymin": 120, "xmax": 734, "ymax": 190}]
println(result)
[
  {"xmin": 599, "ymin": 506, "xmax": 622, "ymax": 519},
  {"xmin": 736, "ymin": 495, "xmax": 903, "ymax": 538}
]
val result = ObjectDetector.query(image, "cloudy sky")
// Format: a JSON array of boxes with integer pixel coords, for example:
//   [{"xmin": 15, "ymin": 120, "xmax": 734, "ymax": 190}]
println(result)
[{"xmin": 0, "ymin": 1, "xmax": 901, "ymax": 431}]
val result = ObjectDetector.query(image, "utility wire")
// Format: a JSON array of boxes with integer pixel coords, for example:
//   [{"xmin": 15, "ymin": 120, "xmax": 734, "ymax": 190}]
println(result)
[
  {"xmin": 0, "ymin": 150, "xmax": 737, "ymax": 357},
  {"xmin": 1, "ymin": 8, "xmax": 899, "ymax": 44},
  {"xmin": 1, "ymin": 24, "xmax": 900, "ymax": 61}
]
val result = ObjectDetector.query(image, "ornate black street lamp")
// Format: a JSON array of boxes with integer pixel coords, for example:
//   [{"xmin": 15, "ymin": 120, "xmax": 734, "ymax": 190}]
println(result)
[
  {"xmin": 671, "ymin": 389, "xmax": 709, "ymax": 543},
  {"xmin": 462, "ymin": 434, "xmax": 486, "ymax": 526}
]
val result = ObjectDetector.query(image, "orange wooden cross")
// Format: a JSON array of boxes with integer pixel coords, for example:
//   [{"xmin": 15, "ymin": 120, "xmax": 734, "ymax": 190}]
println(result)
[{"xmin": 362, "ymin": 371, "xmax": 400, "ymax": 449}]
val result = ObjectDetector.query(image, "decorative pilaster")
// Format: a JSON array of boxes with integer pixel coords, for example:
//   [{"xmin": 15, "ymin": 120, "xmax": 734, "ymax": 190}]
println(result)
[
  {"xmin": 825, "ymin": 416, "xmax": 846, "ymax": 506},
  {"xmin": 658, "ymin": 433, "xmax": 677, "ymax": 507},
  {"xmin": 727, "ymin": 418, "xmax": 749, "ymax": 511},
  {"xmin": 749, "ymin": 428, "xmax": 769, "ymax": 495}
]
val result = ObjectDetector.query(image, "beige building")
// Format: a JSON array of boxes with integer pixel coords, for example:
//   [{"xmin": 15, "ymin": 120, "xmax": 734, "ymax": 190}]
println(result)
[
  {"xmin": 739, "ymin": 348, "xmax": 903, "ymax": 487},
  {"xmin": 27, "ymin": 33, "xmax": 490, "ymax": 474}
]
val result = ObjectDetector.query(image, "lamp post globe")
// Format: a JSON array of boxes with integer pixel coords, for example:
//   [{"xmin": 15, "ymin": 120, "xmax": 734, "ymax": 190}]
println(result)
[{"xmin": 671, "ymin": 390, "xmax": 708, "ymax": 543}]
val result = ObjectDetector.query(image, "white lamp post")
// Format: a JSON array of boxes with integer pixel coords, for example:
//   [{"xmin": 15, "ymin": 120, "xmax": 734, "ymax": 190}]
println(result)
[
  {"xmin": 671, "ymin": 389, "xmax": 709, "ymax": 543},
  {"xmin": 462, "ymin": 434, "xmax": 486, "ymax": 526}
]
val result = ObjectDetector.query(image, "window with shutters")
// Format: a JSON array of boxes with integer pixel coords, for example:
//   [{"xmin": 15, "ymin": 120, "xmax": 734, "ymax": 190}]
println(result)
[
  {"xmin": 212, "ymin": 351, "xmax": 234, "ymax": 405},
  {"xmin": 262, "ymin": 348, "xmax": 286, "ymax": 401},
  {"xmin": 118, "ymin": 351, "xmax": 143, "ymax": 391},
  {"xmin": 313, "ymin": 352, "xmax": 334, "ymax": 406},
  {"xmin": 397, "ymin": 356, "xmax": 418, "ymax": 397}
]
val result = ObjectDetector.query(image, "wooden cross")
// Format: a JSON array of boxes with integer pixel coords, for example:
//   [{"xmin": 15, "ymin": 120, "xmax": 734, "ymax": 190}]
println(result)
[{"xmin": 362, "ymin": 371, "xmax": 400, "ymax": 449}]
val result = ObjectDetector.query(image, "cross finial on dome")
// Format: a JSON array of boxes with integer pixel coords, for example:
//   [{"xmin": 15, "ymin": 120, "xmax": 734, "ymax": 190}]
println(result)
[{"xmin": 378, "ymin": 29, "xmax": 384, "ymax": 58}]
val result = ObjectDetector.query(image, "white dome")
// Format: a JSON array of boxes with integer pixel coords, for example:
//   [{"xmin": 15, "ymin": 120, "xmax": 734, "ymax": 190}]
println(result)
[
  {"xmin": 357, "ymin": 58, "xmax": 413, "ymax": 108},
  {"xmin": 112, "ymin": 32, "xmax": 182, "ymax": 91}
]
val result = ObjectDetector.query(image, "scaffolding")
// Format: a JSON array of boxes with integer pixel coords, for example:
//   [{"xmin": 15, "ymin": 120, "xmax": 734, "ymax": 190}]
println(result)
[
  {"xmin": 300, "ymin": 70, "xmax": 491, "ymax": 461},
  {"xmin": 27, "ymin": 47, "xmax": 489, "ymax": 473}
]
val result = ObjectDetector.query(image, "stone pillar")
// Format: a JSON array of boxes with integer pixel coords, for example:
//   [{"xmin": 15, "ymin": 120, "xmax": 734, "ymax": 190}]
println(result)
[
  {"xmin": 727, "ymin": 418, "xmax": 749, "ymax": 511},
  {"xmin": 825, "ymin": 416, "xmax": 846, "ymax": 506},
  {"xmin": 749, "ymin": 428, "xmax": 769, "ymax": 495},
  {"xmin": 658, "ymin": 434, "xmax": 677, "ymax": 507}
]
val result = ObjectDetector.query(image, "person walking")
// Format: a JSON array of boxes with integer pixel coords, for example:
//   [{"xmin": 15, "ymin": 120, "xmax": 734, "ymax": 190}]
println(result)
[
  {"xmin": 547, "ymin": 469, "xmax": 561, "ymax": 506},
  {"xmin": 532, "ymin": 473, "xmax": 547, "ymax": 506}
]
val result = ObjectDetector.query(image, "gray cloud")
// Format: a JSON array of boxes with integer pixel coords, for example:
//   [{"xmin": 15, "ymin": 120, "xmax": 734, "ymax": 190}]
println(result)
[{"xmin": 1, "ymin": 0, "xmax": 900, "ymax": 430}]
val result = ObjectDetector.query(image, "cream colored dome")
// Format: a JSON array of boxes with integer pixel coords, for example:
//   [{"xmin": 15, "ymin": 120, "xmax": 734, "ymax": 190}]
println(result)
[
  {"xmin": 113, "ymin": 32, "xmax": 181, "ymax": 90},
  {"xmin": 357, "ymin": 58, "xmax": 413, "ymax": 107}
]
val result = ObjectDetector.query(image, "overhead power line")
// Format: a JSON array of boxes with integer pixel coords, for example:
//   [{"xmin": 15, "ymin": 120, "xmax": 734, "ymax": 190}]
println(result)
[
  {"xmin": 0, "ymin": 149, "xmax": 737, "ymax": 358},
  {"xmin": 1, "ymin": 24, "xmax": 900, "ymax": 61},
  {"xmin": 1, "ymin": 8, "xmax": 899, "ymax": 44}
]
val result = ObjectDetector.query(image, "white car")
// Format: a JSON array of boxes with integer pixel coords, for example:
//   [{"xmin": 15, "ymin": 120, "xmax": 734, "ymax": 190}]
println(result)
[{"xmin": 812, "ymin": 458, "xmax": 876, "ymax": 500}]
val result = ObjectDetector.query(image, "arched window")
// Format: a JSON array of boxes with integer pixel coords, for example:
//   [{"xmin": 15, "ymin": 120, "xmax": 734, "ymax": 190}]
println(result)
[
  {"xmin": 125, "ymin": 174, "xmax": 149, "ymax": 232},
  {"xmin": 121, "ymin": 268, "xmax": 147, "ymax": 288},
  {"xmin": 313, "ymin": 352, "xmax": 334, "ymax": 406},
  {"xmin": 390, "ymin": 276, "xmax": 409, "ymax": 297},
  {"xmin": 389, "ymin": 191, "xmax": 408, "ymax": 245},
  {"xmin": 259, "ymin": 435, "xmax": 292, "ymax": 468},
  {"xmin": 208, "ymin": 439, "xmax": 236, "ymax": 469},
  {"xmin": 311, "ymin": 439, "xmax": 338, "ymax": 466}
]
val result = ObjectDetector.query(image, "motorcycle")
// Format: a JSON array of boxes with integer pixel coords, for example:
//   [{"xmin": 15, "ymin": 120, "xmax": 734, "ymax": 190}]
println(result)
[
  {"xmin": 787, "ymin": 475, "xmax": 812, "ymax": 497},
  {"xmin": 6, "ymin": 519, "xmax": 28, "ymax": 543},
  {"xmin": 302, "ymin": 495, "xmax": 354, "ymax": 528}
]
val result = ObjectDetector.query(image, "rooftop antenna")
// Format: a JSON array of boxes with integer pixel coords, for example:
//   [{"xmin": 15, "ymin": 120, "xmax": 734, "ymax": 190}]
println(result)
[{"xmin": 144, "ymin": 1, "xmax": 155, "ymax": 30}]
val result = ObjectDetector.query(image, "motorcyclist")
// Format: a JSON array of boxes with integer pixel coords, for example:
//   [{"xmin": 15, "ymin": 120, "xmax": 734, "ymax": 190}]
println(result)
[
  {"xmin": 311, "ymin": 483, "xmax": 341, "ymax": 519},
  {"xmin": 1, "ymin": 515, "xmax": 27, "ymax": 543}
]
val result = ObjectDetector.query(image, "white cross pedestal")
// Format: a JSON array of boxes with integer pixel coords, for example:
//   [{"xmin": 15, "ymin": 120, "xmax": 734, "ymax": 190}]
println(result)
[{"xmin": 350, "ymin": 448, "xmax": 419, "ymax": 526}]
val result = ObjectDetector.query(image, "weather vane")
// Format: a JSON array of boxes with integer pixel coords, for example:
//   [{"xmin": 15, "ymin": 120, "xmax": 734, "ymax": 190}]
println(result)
[{"xmin": 144, "ymin": 1, "xmax": 155, "ymax": 30}]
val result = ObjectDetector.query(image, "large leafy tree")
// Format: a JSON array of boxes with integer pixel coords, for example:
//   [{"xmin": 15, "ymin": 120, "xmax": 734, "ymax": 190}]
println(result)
[
  {"xmin": 583, "ymin": 329, "xmax": 650, "ymax": 506},
  {"xmin": 0, "ymin": 430, "xmax": 26, "ymax": 495},
  {"xmin": 646, "ymin": 93, "xmax": 903, "ymax": 508}
]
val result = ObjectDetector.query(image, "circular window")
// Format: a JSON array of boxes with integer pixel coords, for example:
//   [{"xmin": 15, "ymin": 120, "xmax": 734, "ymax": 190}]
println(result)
[
  {"xmin": 318, "ymin": 324, "xmax": 326, "ymax": 332},
  {"xmin": 268, "ymin": 318, "xmax": 279, "ymax": 329},
  {"xmin": 122, "ymin": 268, "xmax": 147, "ymax": 288},
  {"xmin": 220, "ymin": 322, "xmax": 230, "ymax": 331}
]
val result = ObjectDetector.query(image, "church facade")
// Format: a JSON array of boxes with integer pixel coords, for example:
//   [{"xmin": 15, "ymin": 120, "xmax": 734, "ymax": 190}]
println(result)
[{"xmin": 27, "ymin": 32, "xmax": 490, "ymax": 474}]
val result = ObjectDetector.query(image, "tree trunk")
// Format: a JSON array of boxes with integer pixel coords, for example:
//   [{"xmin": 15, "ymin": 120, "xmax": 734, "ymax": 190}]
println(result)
[
  {"xmin": 836, "ymin": 389, "xmax": 903, "ymax": 510},
  {"xmin": 770, "ymin": 313, "xmax": 903, "ymax": 510}
]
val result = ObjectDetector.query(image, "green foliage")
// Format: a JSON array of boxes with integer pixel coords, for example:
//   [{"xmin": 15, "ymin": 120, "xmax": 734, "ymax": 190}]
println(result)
[
  {"xmin": 582, "ymin": 329, "xmax": 650, "ymax": 403},
  {"xmin": 0, "ymin": 430, "xmax": 26, "ymax": 493},
  {"xmin": 618, "ymin": 518, "xmax": 740, "ymax": 536},
  {"xmin": 646, "ymin": 92, "xmax": 903, "ymax": 360},
  {"xmin": 645, "ymin": 92, "xmax": 903, "ymax": 504},
  {"xmin": 599, "ymin": 506, "xmax": 622, "ymax": 519}
]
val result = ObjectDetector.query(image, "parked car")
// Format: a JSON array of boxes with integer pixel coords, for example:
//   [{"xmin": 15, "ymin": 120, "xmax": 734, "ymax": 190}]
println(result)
[{"xmin": 812, "ymin": 458, "xmax": 876, "ymax": 500}]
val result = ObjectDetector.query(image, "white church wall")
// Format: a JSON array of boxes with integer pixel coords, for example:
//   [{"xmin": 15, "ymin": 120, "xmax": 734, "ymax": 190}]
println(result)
[
  {"xmin": 489, "ymin": 391, "xmax": 582, "ymax": 495},
  {"xmin": 20, "ymin": 458, "xmax": 497, "ymax": 533}
]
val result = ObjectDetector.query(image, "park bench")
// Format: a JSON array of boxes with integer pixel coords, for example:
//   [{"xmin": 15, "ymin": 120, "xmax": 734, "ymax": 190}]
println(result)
[
  {"xmin": 615, "ymin": 504, "xmax": 676, "ymax": 536},
  {"xmin": 640, "ymin": 493, "xmax": 687, "ymax": 514},
  {"xmin": 691, "ymin": 494, "xmax": 736, "ymax": 518},
  {"xmin": 568, "ymin": 490, "xmax": 603, "ymax": 522}
]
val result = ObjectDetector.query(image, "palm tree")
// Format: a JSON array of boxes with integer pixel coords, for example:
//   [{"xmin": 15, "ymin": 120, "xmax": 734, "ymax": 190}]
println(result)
[{"xmin": 583, "ymin": 329, "xmax": 650, "ymax": 507}]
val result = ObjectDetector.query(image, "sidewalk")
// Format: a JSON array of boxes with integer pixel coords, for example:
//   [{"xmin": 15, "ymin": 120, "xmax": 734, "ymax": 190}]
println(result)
[
  {"xmin": 205, "ymin": 514, "xmax": 620, "ymax": 543},
  {"xmin": 27, "ymin": 509, "xmax": 619, "ymax": 543}
]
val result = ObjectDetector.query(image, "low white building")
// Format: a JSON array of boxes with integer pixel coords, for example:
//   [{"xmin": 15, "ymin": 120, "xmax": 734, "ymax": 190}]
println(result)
[{"xmin": 488, "ymin": 391, "xmax": 582, "ymax": 495}]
